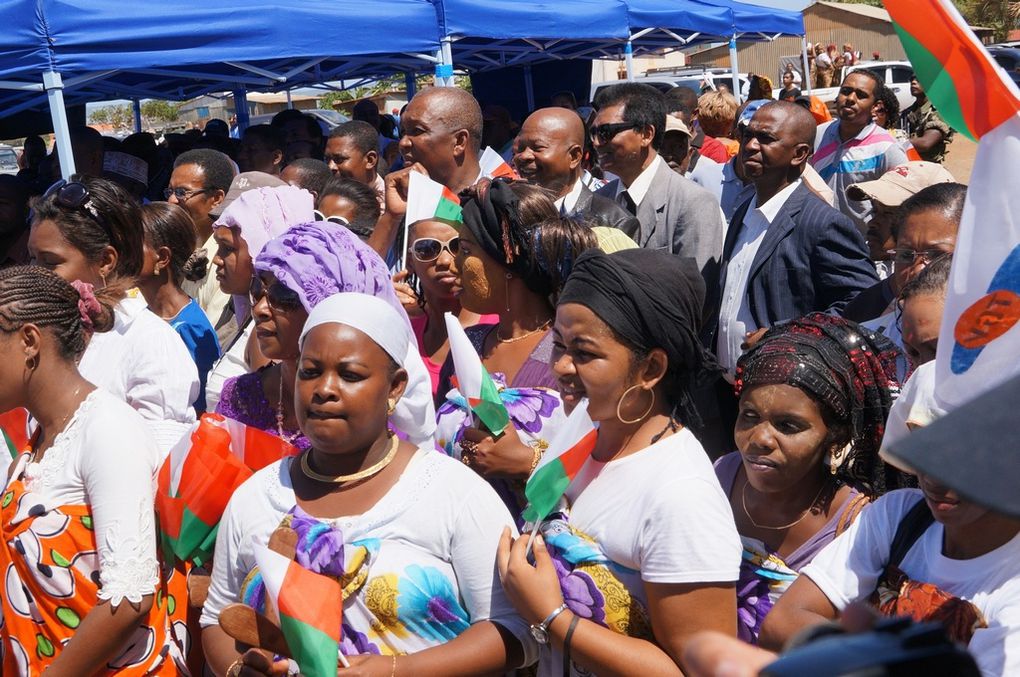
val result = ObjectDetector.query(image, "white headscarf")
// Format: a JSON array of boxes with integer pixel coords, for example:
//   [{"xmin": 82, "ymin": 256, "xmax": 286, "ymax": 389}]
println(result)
[{"xmin": 300, "ymin": 293, "xmax": 436, "ymax": 446}]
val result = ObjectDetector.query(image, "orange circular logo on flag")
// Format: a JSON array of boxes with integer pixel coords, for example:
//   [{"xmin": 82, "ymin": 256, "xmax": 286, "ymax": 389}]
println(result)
[{"xmin": 954, "ymin": 290, "xmax": 1020, "ymax": 349}]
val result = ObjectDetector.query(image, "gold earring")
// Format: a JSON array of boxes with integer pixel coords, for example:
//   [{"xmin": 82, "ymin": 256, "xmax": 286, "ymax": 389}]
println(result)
[
  {"xmin": 616, "ymin": 385, "xmax": 655, "ymax": 425},
  {"xmin": 25, "ymin": 355, "xmax": 38, "ymax": 371},
  {"xmin": 504, "ymin": 272, "xmax": 513, "ymax": 313},
  {"xmin": 100, "ymin": 272, "xmax": 107, "ymax": 289},
  {"xmin": 153, "ymin": 263, "xmax": 162, "ymax": 276},
  {"xmin": 829, "ymin": 445, "xmax": 846, "ymax": 476},
  {"xmin": 387, "ymin": 398, "xmax": 396, "ymax": 415}
]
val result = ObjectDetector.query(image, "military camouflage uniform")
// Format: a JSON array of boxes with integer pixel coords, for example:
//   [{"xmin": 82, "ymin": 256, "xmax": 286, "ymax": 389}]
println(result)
[{"xmin": 901, "ymin": 99, "xmax": 954, "ymax": 163}]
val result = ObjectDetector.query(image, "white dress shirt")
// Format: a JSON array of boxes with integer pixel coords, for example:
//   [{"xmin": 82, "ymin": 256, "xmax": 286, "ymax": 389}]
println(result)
[
  {"xmin": 614, "ymin": 154, "xmax": 665, "ymax": 207},
  {"xmin": 716, "ymin": 179, "xmax": 802, "ymax": 376},
  {"xmin": 554, "ymin": 178, "xmax": 585, "ymax": 214}
]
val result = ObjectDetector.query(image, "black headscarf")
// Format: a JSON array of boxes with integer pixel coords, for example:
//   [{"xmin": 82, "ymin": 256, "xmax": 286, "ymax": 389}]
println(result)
[
  {"xmin": 558, "ymin": 248, "xmax": 722, "ymax": 425},
  {"xmin": 459, "ymin": 178, "xmax": 552, "ymax": 295}
]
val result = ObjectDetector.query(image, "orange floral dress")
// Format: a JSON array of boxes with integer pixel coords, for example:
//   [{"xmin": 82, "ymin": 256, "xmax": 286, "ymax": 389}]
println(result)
[{"xmin": 0, "ymin": 453, "xmax": 184, "ymax": 676}]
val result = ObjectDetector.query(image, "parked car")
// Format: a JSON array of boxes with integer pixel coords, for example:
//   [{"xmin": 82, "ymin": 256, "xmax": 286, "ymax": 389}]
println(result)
[
  {"xmin": 988, "ymin": 46, "xmax": 1020, "ymax": 87},
  {"xmin": 590, "ymin": 68, "xmax": 751, "ymax": 104},
  {"xmin": 245, "ymin": 108, "xmax": 350, "ymax": 134},
  {"xmin": 809, "ymin": 61, "xmax": 915, "ymax": 114},
  {"xmin": 0, "ymin": 145, "xmax": 18, "ymax": 176}
]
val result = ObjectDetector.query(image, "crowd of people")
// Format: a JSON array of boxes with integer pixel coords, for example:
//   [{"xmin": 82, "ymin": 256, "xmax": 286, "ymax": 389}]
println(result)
[{"xmin": 0, "ymin": 63, "xmax": 1014, "ymax": 677}]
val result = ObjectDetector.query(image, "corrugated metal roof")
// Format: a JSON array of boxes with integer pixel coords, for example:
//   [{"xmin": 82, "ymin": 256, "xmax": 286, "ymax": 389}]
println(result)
[{"xmin": 814, "ymin": 1, "xmax": 891, "ymax": 22}]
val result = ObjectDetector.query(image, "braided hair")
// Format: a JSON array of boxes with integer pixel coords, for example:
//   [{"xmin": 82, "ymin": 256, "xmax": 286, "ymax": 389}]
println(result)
[
  {"xmin": 734, "ymin": 313, "xmax": 912, "ymax": 497},
  {"xmin": 140, "ymin": 202, "xmax": 208, "ymax": 284},
  {"xmin": 0, "ymin": 266, "xmax": 116, "ymax": 361}
]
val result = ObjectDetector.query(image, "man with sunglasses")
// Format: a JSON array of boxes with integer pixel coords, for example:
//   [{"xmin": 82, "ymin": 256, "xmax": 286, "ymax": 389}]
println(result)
[
  {"xmin": 513, "ymin": 107, "xmax": 638, "ymax": 234},
  {"xmin": 592, "ymin": 83, "xmax": 725, "ymax": 287}
]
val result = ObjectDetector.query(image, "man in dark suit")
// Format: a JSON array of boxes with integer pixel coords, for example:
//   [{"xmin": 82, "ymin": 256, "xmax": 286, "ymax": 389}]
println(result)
[
  {"xmin": 591, "ymin": 83, "xmax": 725, "ymax": 285},
  {"xmin": 713, "ymin": 101, "xmax": 877, "ymax": 376},
  {"xmin": 513, "ymin": 107, "xmax": 638, "ymax": 234}
]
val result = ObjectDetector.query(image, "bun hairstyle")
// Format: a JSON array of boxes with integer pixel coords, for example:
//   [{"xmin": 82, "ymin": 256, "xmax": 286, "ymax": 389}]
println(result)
[
  {"xmin": 31, "ymin": 175, "xmax": 144, "ymax": 280},
  {"xmin": 140, "ymin": 202, "xmax": 208, "ymax": 284},
  {"xmin": 0, "ymin": 266, "xmax": 117, "ymax": 360}
]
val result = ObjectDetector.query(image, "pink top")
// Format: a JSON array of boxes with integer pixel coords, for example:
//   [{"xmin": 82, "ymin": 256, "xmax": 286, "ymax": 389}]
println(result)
[{"xmin": 411, "ymin": 313, "xmax": 499, "ymax": 396}]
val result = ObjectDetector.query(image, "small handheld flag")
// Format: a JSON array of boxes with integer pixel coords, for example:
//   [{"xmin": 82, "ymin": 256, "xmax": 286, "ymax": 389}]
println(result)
[
  {"xmin": 0, "ymin": 408, "xmax": 30, "ymax": 459},
  {"xmin": 522, "ymin": 399, "xmax": 597, "ymax": 525},
  {"xmin": 480, "ymin": 147, "xmax": 519, "ymax": 180},
  {"xmin": 403, "ymin": 172, "xmax": 464, "ymax": 271},
  {"xmin": 444, "ymin": 312, "xmax": 511, "ymax": 436},
  {"xmin": 254, "ymin": 545, "xmax": 343, "ymax": 677}
]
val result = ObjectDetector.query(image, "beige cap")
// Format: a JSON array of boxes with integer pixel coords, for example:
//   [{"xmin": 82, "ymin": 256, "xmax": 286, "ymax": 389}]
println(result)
[
  {"xmin": 664, "ymin": 114, "xmax": 693, "ymax": 138},
  {"xmin": 210, "ymin": 171, "xmax": 287, "ymax": 218},
  {"xmin": 846, "ymin": 161, "xmax": 955, "ymax": 206}
]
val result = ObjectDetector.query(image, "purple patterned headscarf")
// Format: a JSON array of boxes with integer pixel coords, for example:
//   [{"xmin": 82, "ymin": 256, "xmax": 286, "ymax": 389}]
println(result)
[
  {"xmin": 254, "ymin": 221, "xmax": 401, "ymax": 317},
  {"xmin": 215, "ymin": 185, "xmax": 315, "ymax": 259}
]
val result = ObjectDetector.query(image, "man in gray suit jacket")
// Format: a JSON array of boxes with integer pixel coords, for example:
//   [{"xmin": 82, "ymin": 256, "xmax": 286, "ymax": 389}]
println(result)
[{"xmin": 592, "ymin": 83, "xmax": 726, "ymax": 286}]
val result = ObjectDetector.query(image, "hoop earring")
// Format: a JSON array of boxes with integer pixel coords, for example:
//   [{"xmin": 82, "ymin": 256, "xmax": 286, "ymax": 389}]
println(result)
[
  {"xmin": 616, "ymin": 385, "xmax": 655, "ymax": 425},
  {"xmin": 25, "ymin": 355, "xmax": 38, "ymax": 371},
  {"xmin": 504, "ymin": 272, "xmax": 513, "ymax": 313}
]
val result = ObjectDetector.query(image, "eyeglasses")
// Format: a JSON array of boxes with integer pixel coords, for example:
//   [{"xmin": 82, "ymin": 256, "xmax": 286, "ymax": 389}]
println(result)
[
  {"xmin": 249, "ymin": 277, "xmax": 303, "ymax": 311},
  {"xmin": 411, "ymin": 236, "xmax": 460, "ymax": 263},
  {"xmin": 887, "ymin": 248, "xmax": 949, "ymax": 267},
  {"xmin": 44, "ymin": 179, "xmax": 109, "ymax": 232},
  {"xmin": 589, "ymin": 122, "xmax": 641, "ymax": 145},
  {"xmin": 163, "ymin": 186, "xmax": 210, "ymax": 201}
]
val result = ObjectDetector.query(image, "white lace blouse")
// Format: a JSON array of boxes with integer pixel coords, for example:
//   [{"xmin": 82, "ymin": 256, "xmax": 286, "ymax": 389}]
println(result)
[{"xmin": 12, "ymin": 389, "xmax": 161, "ymax": 607}]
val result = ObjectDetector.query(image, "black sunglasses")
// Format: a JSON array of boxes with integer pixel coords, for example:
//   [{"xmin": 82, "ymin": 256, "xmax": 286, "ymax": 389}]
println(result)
[
  {"xmin": 249, "ymin": 277, "xmax": 303, "ymax": 311},
  {"xmin": 411, "ymin": 236, "xmax": 460, "ymax": 263},
  {"xmin": 44, "ymin": 179, "xmax": 109, "ymax": 232},
  {"xmin": 589, "ymin": 122, "xmax": 641, "ymax": 145},
  {"xmin": 163, "ymin": 186, "xmax": 210, "ymax": 201}
]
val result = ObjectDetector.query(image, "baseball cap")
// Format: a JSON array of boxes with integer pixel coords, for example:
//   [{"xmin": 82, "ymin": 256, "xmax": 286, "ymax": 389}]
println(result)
[
  {"xmin": 210, "ymin": 171, "xmax": 287, "ymax": 219},
  {"xmin": 664, "ymin": 114, "xmax": 693, "ymax": 138},
  {"xmin": 883, "ymin": 374, "xmax": 1020, "ymax": 518},
  {"xmin": 847, "ymin": 162, "xmax": 955, "ymax": 206}
]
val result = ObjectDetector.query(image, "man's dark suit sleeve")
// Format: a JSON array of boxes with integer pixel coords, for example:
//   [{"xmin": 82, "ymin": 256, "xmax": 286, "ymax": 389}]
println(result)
[{"xmin": 811, "ymin": 210, "xmax": 881, "ymax": 315}]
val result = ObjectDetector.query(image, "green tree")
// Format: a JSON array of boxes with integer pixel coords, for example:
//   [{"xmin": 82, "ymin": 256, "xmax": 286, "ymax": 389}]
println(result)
[
  {"xmin": 141, "ymin": 100, "xmax": 180, "ymax": 125},
  {"xmin": 960, "ymin": 0, "xmax": 1020, "ymax": 41}
]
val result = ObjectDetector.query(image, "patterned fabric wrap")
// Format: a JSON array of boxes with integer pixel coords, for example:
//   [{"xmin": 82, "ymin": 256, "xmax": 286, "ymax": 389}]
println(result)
[
  {"xmin": 734, "ymin": 313, "xmax": 906, "ymax": 494},
  {"xmin": 0, "ymin": 463, "xmax": 183, "ymax": 676},
  {"xmin": 735, "ymin": 542, "xmax": 798, "ymax": 644},
  {"xmin": 436, "ymin": 370, "xmax": 565, "ymax": 524},
  {"xmin": 540, "ymin": 516, "xmax": 653, "ymax": 641},
  {"xmin": 239, "ymin": 506, "xmax": 471, "ymax": 657},
  {"xmin": 873, "ymin": 566, "xmax": 987, "ymax": 645}
]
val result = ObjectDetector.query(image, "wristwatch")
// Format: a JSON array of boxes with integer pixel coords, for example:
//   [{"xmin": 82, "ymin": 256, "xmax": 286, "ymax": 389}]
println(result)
[{"xmin": 530, "ymin": 603, "xmax": 569, "ymax": 644}]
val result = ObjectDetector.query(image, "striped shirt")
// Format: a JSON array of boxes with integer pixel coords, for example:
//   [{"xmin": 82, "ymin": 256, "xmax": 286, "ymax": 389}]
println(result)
[{"xmin": 811, "ymin": 121, "xmax": 909, "ymax": 232}]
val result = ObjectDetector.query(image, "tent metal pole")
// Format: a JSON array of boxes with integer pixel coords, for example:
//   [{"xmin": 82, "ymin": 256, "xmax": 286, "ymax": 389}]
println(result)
[
  {"xmin": 625, "ymin": 39, "xmax": 634, "ymax": 81},
  {"xmin": 728, "ymin": 36, "xmax": 740, "ymax": 101},
  {"xmin": 435, "ymin": 36, "xmax": 455, "ymax": 87},
  {"xmin": 133, "ymin": 99, "xmax": 142, "ymax": 133},
  {"xmin": 286, "ymin": 89, "xmax": 293, "ymax": 109},
  {"xmin": 43, "ymin": 71, "xmax": 76, "ymax": 179},
  {"xmin": 405, "ymin": 72, "xmax": 417, "ymax": 99},
  {"xmin": 523, "ymin": 65, "xmax": 535, "ymax": 111},
  {"xmin": 801, "ymin": 36, "xmax": 813, "ymax": 94},
  {"xmin": 233, "ymin": 89, "xmax": 250, "ymax": 134}
]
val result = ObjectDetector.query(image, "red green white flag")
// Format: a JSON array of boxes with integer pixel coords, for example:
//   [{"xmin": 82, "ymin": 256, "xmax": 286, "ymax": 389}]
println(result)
[
  {"xmin": 444, "ymin": 312, "xmax": 510, "ymax": 435},
  {"xmin": 883, "ymin": 0, "xmax": 1020, "ymax": 409},
  {"xmin": 156, "ymin": 413, "xmax": 299, "ymax": 565},
  {"xmin": 480, "ymin": 147, "xmax": 519, "ymax": 180},
  {"xmin": 405, "ymin": 171, "xmax": 463, "ymax": 226},
  {"xmin": 522, "ymin": 399, "xmax": 597, "ymax": 525},
  {"xmin": 254, "ymin": 545, "xmax": 342, "ymax": 677},
  {"xmin": 0, "ymin": 408, "xmax": 30, "ymax": 459}
]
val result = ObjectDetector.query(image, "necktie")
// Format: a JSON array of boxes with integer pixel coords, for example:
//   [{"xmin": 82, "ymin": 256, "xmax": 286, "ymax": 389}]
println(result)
[{"xmin": 619, "ymin": 191, "xmax": 637, "ymax": 216}]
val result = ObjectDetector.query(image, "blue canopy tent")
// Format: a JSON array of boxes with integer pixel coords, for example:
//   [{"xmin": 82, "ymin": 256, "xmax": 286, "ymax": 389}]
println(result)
[{"xmin": 0, "ymin": 0, "xmax": 442, "ymax": 176}]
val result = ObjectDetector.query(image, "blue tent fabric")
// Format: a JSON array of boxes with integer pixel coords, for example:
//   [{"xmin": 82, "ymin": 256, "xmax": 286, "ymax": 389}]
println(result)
[{"xmin": 438, "ymin": 0, "xmax": 630, "ymax": 41}]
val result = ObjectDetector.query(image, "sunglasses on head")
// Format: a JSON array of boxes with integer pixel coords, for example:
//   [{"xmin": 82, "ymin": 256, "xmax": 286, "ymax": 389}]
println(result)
[
  {"xmin": 411, "ymin": 236, "xmax": 460, "ymax": 263},
  {"xmin": 588, "ymin": 122, "xmax": 641, "ymax": 145},
  {"xmin": 44, "ymin": 179, "xmax": 109, "ymax": 232},
  {"xmin": 249, "ymin": 276, "xmax": 303, "ymax": 311},
  {"xmin": 313, "ymin": 210, "xmax": 374, "ymax": 241}
]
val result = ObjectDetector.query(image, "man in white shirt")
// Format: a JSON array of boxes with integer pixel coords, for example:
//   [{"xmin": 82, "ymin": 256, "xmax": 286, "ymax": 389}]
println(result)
[
  {"xmin": 324, "ymin": 121, "xmax": 385, "ymax": 208},
  {"xmin": 592, "ymin": 83, "xmax": 725, "ymax": 286},
  {"xmin": 513, "ymin": 107, "xmax": 638, "ymax": 233}
]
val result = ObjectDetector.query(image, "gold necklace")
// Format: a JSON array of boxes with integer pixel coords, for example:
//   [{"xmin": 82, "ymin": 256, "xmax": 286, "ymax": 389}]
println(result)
[
  {"xmin": 741, "ymin": 480, "xmax": 829, "ymax": 530},
  {"xmin": 300, "ymin": 436, "xmax": 399, "ymax": 484},
  {"xmin": 496, "ymin": 319, "xmax": 551, "ymax": 344}
]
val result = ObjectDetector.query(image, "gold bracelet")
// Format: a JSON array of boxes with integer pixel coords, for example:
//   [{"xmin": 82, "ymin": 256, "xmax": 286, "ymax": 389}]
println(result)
[
  {"xmin": 391, "ymin": 654, "xmax": 398, "ymax": 677},
  {"xmin": 529, "ymin": 445, "xmax": 542, "ymax": 474},
  {"xmin": 226, "ymin": 658, "xmax": 244, "ymax": 677}
]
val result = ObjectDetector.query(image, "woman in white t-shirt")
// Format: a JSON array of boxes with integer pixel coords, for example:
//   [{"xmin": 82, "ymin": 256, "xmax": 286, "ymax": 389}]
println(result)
[
  {"xmin": 201, "ymin": 293, "xmax": 533, "ymax": 676},
  {"xmin": 498, "ymin": 249, "xmax": 741, "ymax": 676},
  {"xmin": 28, "ymin": 176, "xmax": 199, "ymax": 450},
  {"xmin": 761, "ymin": 483, "xmax": 1020, "ymax": 676},
  {"xmin": 0, "ymin": 266, "xmax": 182, "ymax": 675}
]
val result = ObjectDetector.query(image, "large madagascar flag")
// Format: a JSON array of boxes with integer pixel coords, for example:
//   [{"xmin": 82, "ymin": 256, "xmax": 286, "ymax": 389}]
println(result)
[
  {"xmin": 255, "ymin": 546, "xmax": 342, "ymax": 677},
  {"xmin": 884, "ymin": 0, "xmax": 1020, "ymax": 409},
  {"xmin": 522, "ymin": 399, "xmax": 597, "ymax": 525},
  {"xmin": 0, "ymin": 408, "xmax": 30, "ymax": 459},
  {"xmin": 480, "ymin": 147, "xmax": 519, "ymax": 180},
  {"xmin": 445, "ymin": 312, "xmax": 510, "ymax": 435},
  {"xmin": 157, "ymin": 413, "xmax": 298, "ymax": 565}
]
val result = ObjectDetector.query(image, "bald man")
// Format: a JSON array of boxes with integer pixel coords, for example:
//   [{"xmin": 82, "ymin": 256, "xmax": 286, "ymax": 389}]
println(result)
[
  {"xmin": 514, "ymin": 107, "xmax": 639, "ymax": 233},
  {"xmin": 397, "ymin": 87, "xmax": 483, "ymax": 194},
  {"xmin": 710, "ymin": 101, "xmax": 877, "ymax": 374}
]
